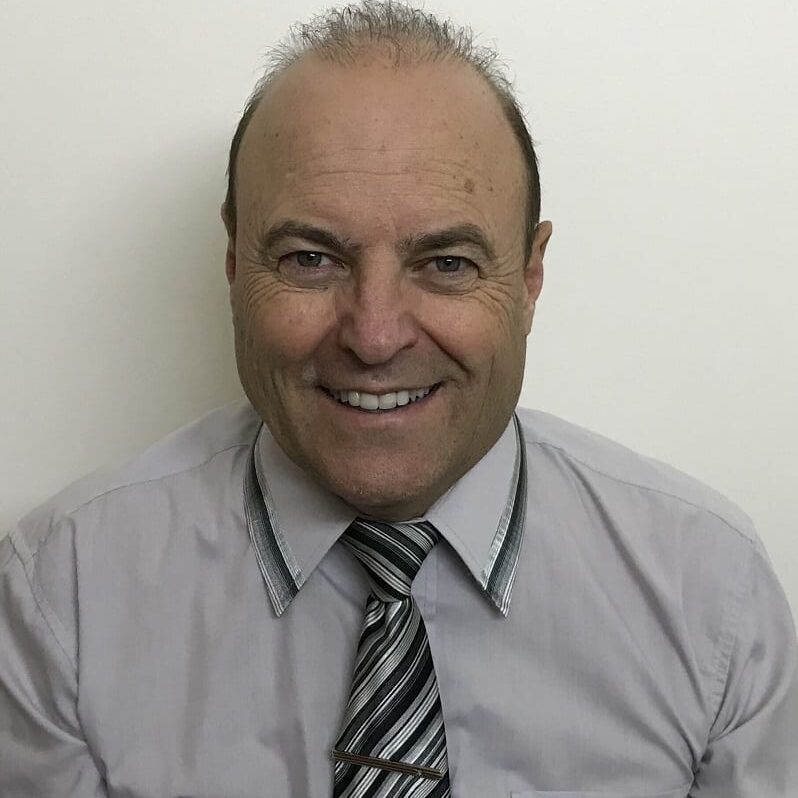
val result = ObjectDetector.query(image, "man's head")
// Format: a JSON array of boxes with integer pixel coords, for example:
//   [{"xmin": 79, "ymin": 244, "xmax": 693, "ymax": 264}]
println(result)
[{"xmin": 222, "ymin": 1, "xmax": 552, "ymax": 520}]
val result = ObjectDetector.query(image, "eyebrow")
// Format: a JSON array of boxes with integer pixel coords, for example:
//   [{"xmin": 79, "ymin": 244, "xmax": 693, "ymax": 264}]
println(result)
[
  {"xmin": 259, "ymin": 221, "xmax": 363, "ymax": 259},
  {"xmin": 258, "ymin": 220, "xmax": 496, "ymax": 262},
  {"xmin": 398, "ymin": 224, "xmax": 496, "ymax": 262}
]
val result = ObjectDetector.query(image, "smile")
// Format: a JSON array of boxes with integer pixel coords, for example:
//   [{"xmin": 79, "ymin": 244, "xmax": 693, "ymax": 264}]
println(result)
[{"xmin": 323, "ymin": 385, "xmax": 439, "ymax": 411}]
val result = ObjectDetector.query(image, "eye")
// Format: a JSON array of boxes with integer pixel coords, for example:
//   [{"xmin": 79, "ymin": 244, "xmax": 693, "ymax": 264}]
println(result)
[
  {"xmin": 276, "ymin": 250, "xmax": 343, "ymax": 287},
  {"xmin": 415, "ymin": 255, "xmax": 478, "ymax": 292},
  {"xmin": 429, "ymin": 255, "xmax": 478, "ymax": 279},
  {"xmin": 291, "ymin": 251, "xmax": 333, "ymax": 269},
  {"xmin": 434, "ymin": 256, "xmax": 467, "ymax": 273}
]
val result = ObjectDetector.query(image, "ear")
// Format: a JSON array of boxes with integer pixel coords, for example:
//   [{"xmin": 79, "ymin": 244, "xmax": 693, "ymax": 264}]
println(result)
[
  {"xmin": 221, "ymin": 202, "xmax": 236, "ymax": 285},
  {"xmin": 522, "ymin": 220, "xmax": 553, "ymax": 334}
]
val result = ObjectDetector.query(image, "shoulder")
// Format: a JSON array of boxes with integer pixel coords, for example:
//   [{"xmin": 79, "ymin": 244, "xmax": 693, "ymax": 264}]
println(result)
[
  {"xmin": 0, "ymin": 399, "xmax": 262, "ymax": 670},
  {"xmin": 513, "ymin": 408, "xmax": 794, "ymax": 737},
  {"xmin": 515, "ymin": 406, "xmax": 760, "ymax": 554},
  {"xmin": 5, "ymin": 399, "xmax": 261, "ymax": 560}
]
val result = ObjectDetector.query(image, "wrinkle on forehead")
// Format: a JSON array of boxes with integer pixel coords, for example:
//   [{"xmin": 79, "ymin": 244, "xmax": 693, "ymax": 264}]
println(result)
[
  {"xmin": 236, "ymin": 55, "xmax": 527, "ymax": 254},
  {"xmin": 251, "ymin": 123, "xmax": 514, "ymax": 183}
]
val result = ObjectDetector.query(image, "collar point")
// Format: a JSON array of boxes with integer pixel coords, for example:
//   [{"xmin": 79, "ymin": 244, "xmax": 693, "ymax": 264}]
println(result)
[{"xmin": 489, "ymin": 592, "xmax": 511, "ymax": 617}]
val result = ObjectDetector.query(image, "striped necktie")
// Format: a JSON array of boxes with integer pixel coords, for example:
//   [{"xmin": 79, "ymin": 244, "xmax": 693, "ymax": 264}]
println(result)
[{"xmin": 332, "ymin": 518, "xmax": 451, "ymax": 798}]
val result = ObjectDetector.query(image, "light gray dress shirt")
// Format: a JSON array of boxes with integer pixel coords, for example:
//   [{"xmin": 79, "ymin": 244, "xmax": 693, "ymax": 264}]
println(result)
[{"xmin": 1, "ymin": 399, "xmax": 796, "ymax": 797}]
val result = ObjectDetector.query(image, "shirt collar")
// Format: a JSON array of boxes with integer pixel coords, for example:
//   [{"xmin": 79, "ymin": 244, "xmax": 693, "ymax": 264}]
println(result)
[{"xmin": 244, "ymin": 414, "xmax": 527, "ymax": 617}]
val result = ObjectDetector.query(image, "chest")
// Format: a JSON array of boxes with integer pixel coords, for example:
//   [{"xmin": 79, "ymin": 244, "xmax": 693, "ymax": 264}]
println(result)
[{"xmin": 79, "ymin": 548, "xmax": 700, "ymax": 797}]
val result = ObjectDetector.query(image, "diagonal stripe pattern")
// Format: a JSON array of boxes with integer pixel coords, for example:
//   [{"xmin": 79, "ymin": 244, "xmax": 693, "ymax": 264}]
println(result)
[{"xmin": 333, "ymin": 518, "xmax": 451, "ymax": 798}]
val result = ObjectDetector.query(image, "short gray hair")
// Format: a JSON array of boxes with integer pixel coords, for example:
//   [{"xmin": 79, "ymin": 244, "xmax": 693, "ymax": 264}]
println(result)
[{"xmin": 223, "ymin": 0, "xmax": 541, "ymax": 259}]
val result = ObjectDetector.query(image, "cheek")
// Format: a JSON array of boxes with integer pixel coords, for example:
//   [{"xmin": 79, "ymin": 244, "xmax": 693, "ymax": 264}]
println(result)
[
  {"xmin": 424, "ymin": 294, "xmax": 523, "ymax": 369},
  {"xmin": 237, "ymin": 286, "xmax": 333, "ymax": 366}
]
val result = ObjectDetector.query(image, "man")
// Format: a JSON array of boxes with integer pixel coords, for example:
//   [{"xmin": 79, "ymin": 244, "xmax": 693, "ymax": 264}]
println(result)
[{"xmin": 1, "ymin": 2, "xmax": 796, "ymax": 796}]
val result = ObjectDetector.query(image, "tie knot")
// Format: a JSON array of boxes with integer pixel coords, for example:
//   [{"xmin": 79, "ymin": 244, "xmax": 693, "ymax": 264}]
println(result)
[{"xmin": 341, "ymin": 518, "xmax": 441, "ymax": 601}]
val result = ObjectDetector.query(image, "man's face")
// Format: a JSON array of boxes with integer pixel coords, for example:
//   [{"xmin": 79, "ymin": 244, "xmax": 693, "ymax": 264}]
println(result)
[{"xmin": 225, "ymin": 53, "xmax": 551, "ymax": 520}]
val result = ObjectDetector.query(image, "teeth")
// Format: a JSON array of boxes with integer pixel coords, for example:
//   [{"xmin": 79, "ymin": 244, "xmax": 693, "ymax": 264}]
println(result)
[
  {"xmin": 330, "ymin": 386, "xmax": 433, "ymax": 411},
  {"xmin": 359, "ymin": 393, "xmax": 379, "ymax": 411}
]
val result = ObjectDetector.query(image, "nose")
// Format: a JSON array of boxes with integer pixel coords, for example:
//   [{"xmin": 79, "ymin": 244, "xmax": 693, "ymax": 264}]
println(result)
[{"xmin": 336, "ymin": 261, "xmax": 418, "ymax": 365}]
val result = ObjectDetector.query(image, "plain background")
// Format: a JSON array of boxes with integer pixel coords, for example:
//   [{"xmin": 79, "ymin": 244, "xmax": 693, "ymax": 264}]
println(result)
[{"xmin": 1, "ymin": 1, "xmax": 796, "ymax": 619}]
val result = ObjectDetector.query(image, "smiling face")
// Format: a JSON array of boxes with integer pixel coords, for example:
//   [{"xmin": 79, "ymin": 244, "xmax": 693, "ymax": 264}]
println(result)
[{"xmin": 224, "ymin": 52, "xmax": 552, "ymax": 520}]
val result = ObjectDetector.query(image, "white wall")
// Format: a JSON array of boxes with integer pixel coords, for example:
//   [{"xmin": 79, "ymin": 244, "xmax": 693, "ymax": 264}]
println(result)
[{"xmin": 2, "ymin": 1, "xmax": 796, "ymax": 617}]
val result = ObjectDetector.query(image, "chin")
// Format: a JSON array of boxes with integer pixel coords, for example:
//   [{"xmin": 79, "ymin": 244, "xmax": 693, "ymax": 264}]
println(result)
[{"xmin": 323, "ymin": 468, "xmax": 439, "ymax": 520}]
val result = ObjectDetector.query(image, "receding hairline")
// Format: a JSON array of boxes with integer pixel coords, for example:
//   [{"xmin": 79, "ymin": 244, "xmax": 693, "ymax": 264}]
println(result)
[
  {"xmin": 241, "ymin": 47, "xmax": 518, "ymax": 151},
  {"xmin": 222, "ymin": 3, "xmax": 541, "ymax": 258}
]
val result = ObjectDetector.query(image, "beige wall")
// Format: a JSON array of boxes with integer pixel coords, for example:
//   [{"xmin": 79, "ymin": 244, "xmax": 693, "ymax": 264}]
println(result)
[{"xmin": 2, "ymin": 0, "xmax": 796, "ymax": 617}]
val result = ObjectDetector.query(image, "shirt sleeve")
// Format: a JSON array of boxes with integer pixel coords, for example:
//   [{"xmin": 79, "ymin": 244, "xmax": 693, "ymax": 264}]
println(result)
[
  {"xmin": 0, "ymin": 528, "xmax": 107, "ymax": 798},
  {"xmin": 691, "ymin": 541, "xmax": 798, "ymax": 797}
]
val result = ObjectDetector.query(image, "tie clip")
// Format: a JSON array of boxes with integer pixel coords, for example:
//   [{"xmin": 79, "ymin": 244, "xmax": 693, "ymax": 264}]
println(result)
[{"xmin": 332, "ymin": 749, "xmax": 445, "ymax": 780}]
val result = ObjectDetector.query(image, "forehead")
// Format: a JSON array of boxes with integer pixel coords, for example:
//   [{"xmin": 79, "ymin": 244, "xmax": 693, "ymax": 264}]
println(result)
[{"xmin": 236, "ymin": 53, "xmax": 526, "ymax": 239}]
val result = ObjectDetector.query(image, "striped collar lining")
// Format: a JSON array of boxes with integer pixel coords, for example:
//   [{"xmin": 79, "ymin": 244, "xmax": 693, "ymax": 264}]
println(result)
[{"xmin": 244, "ymin": 414, "xmax": 527, "ymax": 617}]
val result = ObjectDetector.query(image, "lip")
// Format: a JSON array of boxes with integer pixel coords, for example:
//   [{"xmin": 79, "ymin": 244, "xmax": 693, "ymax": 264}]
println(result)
[
  {"xmin": 321, "ymin": 384, "xmax": 437, "ymax": 396},
  {"xmin": 318, "ymin": 383, "xmax": 442, "ymax": 421}
]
